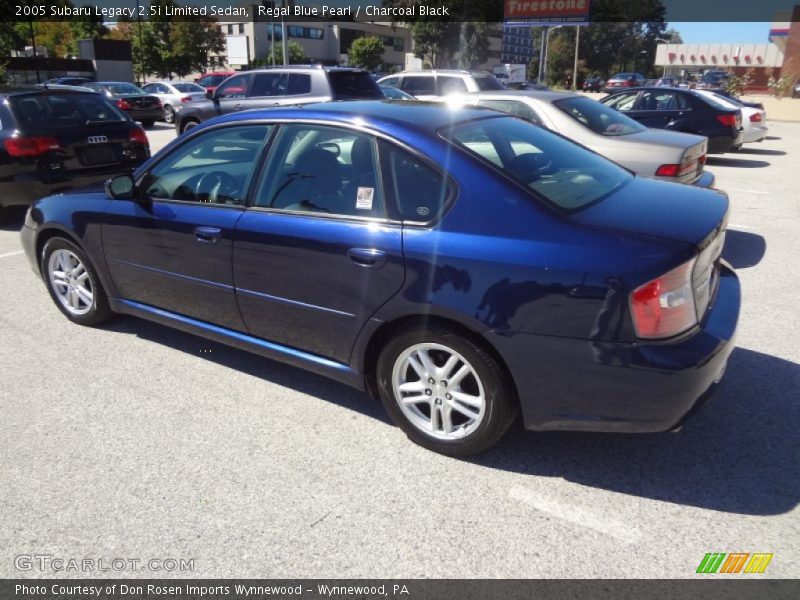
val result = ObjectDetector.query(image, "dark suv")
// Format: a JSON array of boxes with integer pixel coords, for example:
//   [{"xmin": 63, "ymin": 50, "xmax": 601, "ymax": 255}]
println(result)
[
  {"xmin": 0, "ymin": 86, "xmax": 150, "ymax": 223},
  {"xmin": 175, "ymin": 66, "xmax": 383, "ymax": 134}
]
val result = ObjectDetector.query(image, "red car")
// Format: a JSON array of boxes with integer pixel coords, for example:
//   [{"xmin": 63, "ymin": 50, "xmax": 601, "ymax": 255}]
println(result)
[{"xmin": 194, "ymin": 71, "xmax": 237, "ymax": 95}]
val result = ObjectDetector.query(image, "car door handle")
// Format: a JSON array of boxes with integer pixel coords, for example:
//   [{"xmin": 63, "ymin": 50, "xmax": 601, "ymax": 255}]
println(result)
[
  {"xmin": 347, "ymin": 248, "xmax": 387, "ymax": 268},
  {"xmin": 194, "ymin": 226, "xmax": 221, "ymax": 244},
  {"xmin": 233, "ymin": 104, "xmax": 243, "ymax": 111}
]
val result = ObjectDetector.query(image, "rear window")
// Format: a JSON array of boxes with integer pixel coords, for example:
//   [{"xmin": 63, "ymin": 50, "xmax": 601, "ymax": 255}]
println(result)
[
  {"xmin": 173, "ymin": 83, "xmax": 205, "ymax": 93},
  {"xmin": 474, "ymin": 76, "xmax": 505, "ymax": 91},
  {"xmin": 327, "ymin": 71, "xmax": 383, "ymax": 99},
  {"xmin": 100, "ymin": 83, "xmax": 144, "ymax": 95},
  {"xmin": 554, "ymin": 96, "xmax": 646, "ymax": 136},
  {"xmin": 197, "ymin": 74, "xmax": 228, "ymax": 87},
  {"xmin": 442, "ymin": 116, "xmax": 632, "ymax": 211},
  {"xmin": 10, "ymin": 93, "xmax": 127, "ymax": 130}
]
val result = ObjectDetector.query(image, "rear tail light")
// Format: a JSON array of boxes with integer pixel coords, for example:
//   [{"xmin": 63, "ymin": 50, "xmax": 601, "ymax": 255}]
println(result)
[
  {"xmin": 715, "ymin": 113, "xmax": 736, "ymax": 127},
  {"xmin": 116, "ymin": 99, "xmax": 132, "ymax": 110},
  {"xmin": 129, "ymin": 127, "xmax": 149, "ymax": 147},
  {"xmin": 180, "ymin": 96, "xmax": 192, "ymax": 103},
  {"xmin": 749, "ymin": 112, "xmax": 762, "ymax": 122},
  {"xmin": 630, "ymin": 259, "xmax": 698, "ymax": 339},
  {"xmin": 152, "ymin": 98, "xmax": 162, "ymax": 107},
  {"xmin": 699, "ymin": 154, "xmax": 707, "ymax": 165},
  {"xmin": 3, "ymin": 136, "xmax": 60, "ymax": 157},
  {"xmin": 655, "ymin": 164, "xmax": 680, "ymax": 177}
]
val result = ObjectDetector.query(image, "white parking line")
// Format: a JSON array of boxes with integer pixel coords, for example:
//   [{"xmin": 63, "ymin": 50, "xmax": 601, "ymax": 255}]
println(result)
[
  {"xmin": 0, "ymin": 250, "xmax": 24, "ymax": 259},
  {"xmin": 509, "ymin": 485, "xmax": 642, "ymax": 543}
]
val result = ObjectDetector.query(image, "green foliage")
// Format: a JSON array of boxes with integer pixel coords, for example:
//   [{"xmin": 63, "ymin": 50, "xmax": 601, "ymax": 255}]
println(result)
[
  {"xmin": 348, "ymin": 37, "xmax": 384, "ymax": 71},
  {"xmin": 457, "ymin": 23, "xmax": 490, "ymax": 70},
  {"xmin": 253, "ymin": 41, "xmax": 307, "ymax": 67},
  {"xmin": 410, "ymin": 21, "xmax": 459, "ymax": 68},
  {"xmin": 726, "ymin": 68, "xmax": 754, "ymax": 96},
  {"xmin": 767, "ymin": 73, "xmax": 794, "ymax": 98}
]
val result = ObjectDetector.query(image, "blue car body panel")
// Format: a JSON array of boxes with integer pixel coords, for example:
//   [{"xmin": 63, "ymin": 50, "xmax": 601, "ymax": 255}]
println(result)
[{"xmin": 21, "ymin": 101, "xmax": 741, "ymax": 433}]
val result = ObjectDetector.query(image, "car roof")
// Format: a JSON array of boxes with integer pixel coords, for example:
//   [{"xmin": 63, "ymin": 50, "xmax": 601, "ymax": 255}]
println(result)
[
  {"xmin": 469, "ymin": 89, "xmax": 577, "ymax": 102},
  {"xmin": 248, "ymin": 65, "xmax": 368, "ymax": 73},
  {"xmin": 0, "ymin": 84, "xmax": 97, "ymax": 96},
  {"xmin": 209, "ymin": 100, "xmax": 500, "ymax": 134},
  {"xmin": 385, "ymin": 70, "xmax": 495, "ymax": 77}
]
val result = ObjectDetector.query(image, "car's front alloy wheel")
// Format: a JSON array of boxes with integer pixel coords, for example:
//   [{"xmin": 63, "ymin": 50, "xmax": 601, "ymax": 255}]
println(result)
[
  {"xmin": 377, "ymin": 326, "xmax": 518, "ymax": 455},
  {"xmin": 43, "ymin": 238, "xmax": 112, "ymax": 326}
]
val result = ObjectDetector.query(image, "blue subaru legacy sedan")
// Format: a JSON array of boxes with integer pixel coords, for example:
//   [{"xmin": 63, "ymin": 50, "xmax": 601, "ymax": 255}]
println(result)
[{"xmin": 20, "ymin": 101, "xmax": 740, "ymax": 456}]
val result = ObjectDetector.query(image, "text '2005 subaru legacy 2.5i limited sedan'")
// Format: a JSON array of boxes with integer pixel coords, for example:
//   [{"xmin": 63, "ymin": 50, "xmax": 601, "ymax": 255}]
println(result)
[{"xmin": 20, "ymin": 102, "xmax": 740, "ymax": 456}]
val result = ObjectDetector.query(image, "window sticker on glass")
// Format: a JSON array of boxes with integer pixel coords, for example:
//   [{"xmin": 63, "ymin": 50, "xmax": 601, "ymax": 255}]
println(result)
[{"xmin": 356, "ymin": 187, "xmax": 374, "ymax": 210}]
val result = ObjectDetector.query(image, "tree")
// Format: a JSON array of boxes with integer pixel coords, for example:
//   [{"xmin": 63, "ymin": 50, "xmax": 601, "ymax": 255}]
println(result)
[
  {"xmin": 257, "ymin": 41, "xmax": 307, "ymax": 66},
  {"xmin": 544, "ymin": 28, "xmax": 574, "ymax": 87},
  {"xmin": 663, "ymin": 27, "xmax": 683, "ymax": 44},
  {"xmin": 348, "ymin": 37, "xmax": 384, "ymax": 71},
  {"xmin": 170, "ymin": 20, "xmax": 225, "ymax": 77},
  {"xmin": 410, "ymin": 21, "xmax": 459, "ymax": 68},
  {"xmin": 457, "ymin": 23, "xmax": 490, "ymax": 70}
]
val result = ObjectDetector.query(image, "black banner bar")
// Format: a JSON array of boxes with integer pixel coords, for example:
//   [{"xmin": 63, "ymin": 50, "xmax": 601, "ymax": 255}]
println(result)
[{"xmin": 3, "ymin": 580, "xmax": 800, "ymax": 600}]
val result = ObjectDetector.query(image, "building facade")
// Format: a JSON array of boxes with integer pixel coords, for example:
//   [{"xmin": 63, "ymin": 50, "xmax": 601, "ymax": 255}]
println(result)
[{"xmin": 501, "ymin": 24, "xmax": 537, "ymax": 65}]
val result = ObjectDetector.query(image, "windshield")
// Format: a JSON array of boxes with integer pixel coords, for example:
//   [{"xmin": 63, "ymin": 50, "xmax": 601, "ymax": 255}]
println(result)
[
  {"xmin": 173, "ymin": 82, "xmax": 206, "ymax": 93},
  {"xmin": 474, "ymin": 76, "xmax": 505, "ymax": 91},
  {"xmin": 554, "ymin": 96, "xmax": 646, "ymax": 136},
  {"xmin": 328, "ymin": 70, "xmax": 383, "ymax": 99},
  {"xmin": 10, "ymin": 93, "xmax": 127, "ymax": 130},
  {"xmin": 442, "ymin": 116, "xmax": 632, "ymax": 211}
]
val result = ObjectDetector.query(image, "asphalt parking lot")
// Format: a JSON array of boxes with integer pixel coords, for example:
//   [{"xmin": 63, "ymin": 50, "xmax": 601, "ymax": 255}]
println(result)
[{"xmin": 0, "ymin": 121, "xmax": 798, "ymax": 579}]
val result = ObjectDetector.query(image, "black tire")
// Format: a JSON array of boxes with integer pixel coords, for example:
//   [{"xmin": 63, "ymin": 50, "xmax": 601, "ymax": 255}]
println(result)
[
  {"xmin": 42, "ymin": 237, "xmax": 113, "ymax": 327},
  {"xmin": 181, "ymin": 119, "xmax": 199, "ymax": 134},
  {"xmin": 376, "ymin": 325, "xmax": 518, "ymax": 456},
  {"xmin": 141, "ymin": 120, "xmax": 155, "ymax": 129},
  {"xmin": 163, "ymin": 105, "xmax": 175, "ymax": 124}
]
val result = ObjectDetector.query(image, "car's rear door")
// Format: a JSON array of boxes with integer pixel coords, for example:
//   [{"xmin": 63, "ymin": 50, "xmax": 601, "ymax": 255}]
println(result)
[
  {"xmin": 629, "ymin": 89, "xmax": 683, "ymax": 129},
  {"xmin": 232, "ymin": 123, "xmax": 404, "ymax": 363},
  {"xmin": 102, "ymin": 124, "xmax": 272, "ymax": 330}
]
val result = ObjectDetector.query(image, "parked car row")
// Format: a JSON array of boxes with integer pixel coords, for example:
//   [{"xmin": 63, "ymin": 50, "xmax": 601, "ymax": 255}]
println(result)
[{"xmin": 8, "ymin": 65, "xmax": 755, "ymax": 456}]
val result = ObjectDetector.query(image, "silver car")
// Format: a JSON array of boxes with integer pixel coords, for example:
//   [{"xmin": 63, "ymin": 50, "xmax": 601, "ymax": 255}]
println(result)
[
  {"xmin": 456, "ymin": 90, "xmax": 715, "ymax": 187},
  {"xmin": 140, "ymin": 81, "xmax": 207, "ymax": 124}
]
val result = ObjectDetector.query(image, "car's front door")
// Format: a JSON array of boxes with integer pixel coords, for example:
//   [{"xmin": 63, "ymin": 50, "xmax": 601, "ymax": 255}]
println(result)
[
  {"xmin": 210, "ymin": 73, "xmax": 252, "ymax": 117},
  {"xmin": 233, "ymin": 123, "xmax": 405, "ymax": 363},
  {"xmin": 102, "ymin": 124, "xmax": 272, "ymax": 330}
]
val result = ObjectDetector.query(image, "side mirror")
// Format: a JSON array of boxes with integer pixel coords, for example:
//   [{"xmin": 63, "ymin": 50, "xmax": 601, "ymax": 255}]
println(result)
[
  {"xmin": 105, "ymin": 174, "xmax": 135, "ymax": 199},
  {"xmin": 205, "ymin": 89, "xmax": 214, "ymax": 100}
]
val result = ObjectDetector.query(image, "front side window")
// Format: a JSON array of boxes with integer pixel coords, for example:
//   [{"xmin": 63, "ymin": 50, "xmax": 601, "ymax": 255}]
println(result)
[
  {"xmin": 638, "ymin": 90, "xmax": 680, "ymax": 111},
  {"xmin": 255, "ymin": 124, "xmax": 384, "ymax": 219},
  {"xmin": 603, "ymin": 91, "xmax": 638, "ymax": 112},
  {"xmin": 442, "ymin": 117, "xmax": 631, "ymax": 212},
  {"xmin": 400, "ymin": 76, "xmax": 435, "ymax": 95},
  {"xmin": 436, "ymin": 76, "xmax": 468, "ymax": 95},
  {"xmin": 143, "ymin": 125, "xmax": 271, "ymax": 205},
  {"xmin": 216, "ymin": 75, "xmax": 249, "ymax": 98},
  {"xmin": 554, "ymin": 96, "xmax": 645, "ymax": 136}
]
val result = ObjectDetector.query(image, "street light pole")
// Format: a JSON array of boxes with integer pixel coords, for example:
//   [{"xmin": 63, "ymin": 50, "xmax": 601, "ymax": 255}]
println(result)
[
  {"xmin": 135, "ymin": 0, "xmax": 145, "ymax": 84},
  {"xmin": 542, "ymin": 25, "xmax": 562, "ymax": 86}
]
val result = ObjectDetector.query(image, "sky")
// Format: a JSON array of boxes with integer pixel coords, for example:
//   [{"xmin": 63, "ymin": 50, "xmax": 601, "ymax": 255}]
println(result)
[{"xmin": 670, "ymin": 22, "xmax": 773, "ymax": 44}]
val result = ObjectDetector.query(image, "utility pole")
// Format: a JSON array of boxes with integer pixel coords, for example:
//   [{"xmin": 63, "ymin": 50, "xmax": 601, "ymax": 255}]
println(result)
[
  {"xmin": 135, "ymin": 0, "xmax": 145, "ymax": 84},
  {"xmin": 28, "ymin": 19, "xmax": 41, "ymax": 83},
  {"xmin": 537, "ymin": 26, "xmax": 547, "ymax": 83},
  {"xmin": 281, "ymin": 0, "xmax": 290, "ymax": 65},
  {"xmin": 572, "ymin": 26, "xmax": 580, "ymax": 91}
]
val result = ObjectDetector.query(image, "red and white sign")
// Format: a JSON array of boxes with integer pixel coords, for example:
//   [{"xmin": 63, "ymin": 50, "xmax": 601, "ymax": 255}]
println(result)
[{"xmin": 504, "ymin": 0, "xmax": 591, "ymax": 23}]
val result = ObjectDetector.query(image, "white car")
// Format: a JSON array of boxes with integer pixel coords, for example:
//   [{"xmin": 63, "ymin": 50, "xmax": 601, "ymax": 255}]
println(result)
[
  {"xmin": 140, "ymin": 81, "xmax": 208, "ymax": 124},
  {"xmin": 377, "ymin": 70, "xmax": 505, "ymax": 101},
  {"xmin": 695, "ymin": 90, "xmax": 768, "ymax": 147},
  {"xmin": 448, "ymin": 91, "xmax": 715, "ymax": 187}
]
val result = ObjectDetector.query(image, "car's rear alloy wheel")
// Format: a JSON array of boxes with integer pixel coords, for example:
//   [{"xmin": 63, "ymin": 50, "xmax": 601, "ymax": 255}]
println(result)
[
  {"xmin": 377, "ymin": 327, "xmax": 518, "ymax": 455},
  {"xmin": 43, "ymin": 238, "xmax": 112, "ymax": 326},
  {"xmin": 163, "ymin": 105, "xmax": 175, "ymax": 124}
]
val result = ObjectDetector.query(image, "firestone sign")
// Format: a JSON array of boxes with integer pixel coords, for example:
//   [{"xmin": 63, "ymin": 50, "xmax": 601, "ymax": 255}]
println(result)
[{"xmin": 504, "ymin": 0, "xmax": 591, "ymax": 24}]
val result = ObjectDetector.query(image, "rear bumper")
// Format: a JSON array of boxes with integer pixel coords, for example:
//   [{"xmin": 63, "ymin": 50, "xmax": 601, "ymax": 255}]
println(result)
[
  {"xmin": 490, "ymin": 263, "xmax": 740, "ymax": 433},
  {"xmin": 126, "ymin": 108, "xmax": 164, "ymax": 121},
  {"xmin": 742, "ymin": 125, "xmax": 768, "ymax": 144},
  {"xmin": 707, "ymin": 133, "xmax": 742, "ymax": 154},
  {"xmin": 694, "ymin": 170, "xmax": 715, "ymax": 188}
]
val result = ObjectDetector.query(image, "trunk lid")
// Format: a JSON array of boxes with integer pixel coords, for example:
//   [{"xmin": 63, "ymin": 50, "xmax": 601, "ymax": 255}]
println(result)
[{"xmin": 571, "ymin": 175, "xmax": 728, "ymax": 246}]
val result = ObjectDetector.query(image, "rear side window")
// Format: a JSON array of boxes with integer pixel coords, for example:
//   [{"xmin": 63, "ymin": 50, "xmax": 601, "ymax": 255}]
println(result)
[
  {"xmin": 474, "ymin": 76, "xmax": 505, "ymax": 91},
  {"xmin": 400, "ymin": 76, "xmax": 435, "ymax": 96},
  {"xmin": 327, "ymin": 71, "xmax": 383, "ymax": 99},
  {"xmin": 379, "ymin": 140, "xmax": 451, "ymax": 222},
  {"xmin": 436, "ymin": 76, "xmax": 468, "ymax": 95},
  {"xmin": 288, "ymin": 74, "xmax": 311, "ymax": 95},
  {"xmin": 173, "ymin": 83, "xmax": 205, "ymax": 93},
  {"xmin": 10, "ymin": 93, "xmax": 127, "ymax": 130}
]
